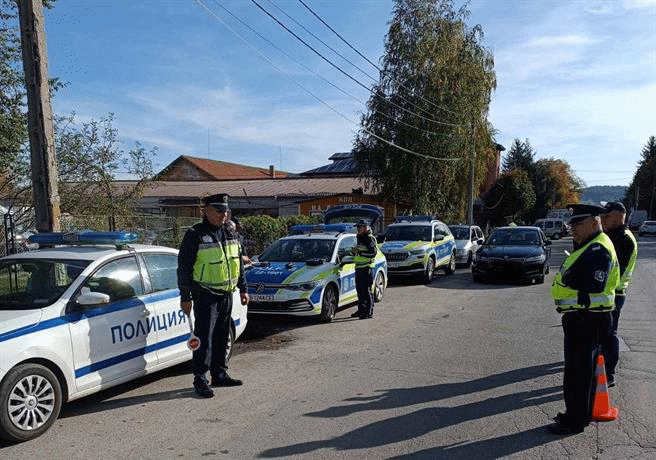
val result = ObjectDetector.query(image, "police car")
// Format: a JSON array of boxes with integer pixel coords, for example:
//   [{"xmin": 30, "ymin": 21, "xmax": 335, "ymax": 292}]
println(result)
[
  {"xmin": 0, "ymin": 231, "xmax": 247, "ymax": 442},
  {"xmin": 379, "ymin": 216, "xmax": 456, "ymax": 282},
  {"xmin": 246, "ymin": 224, "xmax": 387, "ymax": 322}
]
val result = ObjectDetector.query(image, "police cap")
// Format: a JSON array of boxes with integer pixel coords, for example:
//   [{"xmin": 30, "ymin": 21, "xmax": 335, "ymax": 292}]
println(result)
[
  {"xmin": 203, "ymin": 193, "xmax": 229, "ymax": 211},
  {"xmin": 356, "ymin": 219, "xmax": 368, "ymax": 227},
  {"xmin": 601, "ymin": 201, "xmax": 626, "ymax": 214},
  {"xmin": 566, "ymin": 204, "xmax": 605, "ymax": 225}
]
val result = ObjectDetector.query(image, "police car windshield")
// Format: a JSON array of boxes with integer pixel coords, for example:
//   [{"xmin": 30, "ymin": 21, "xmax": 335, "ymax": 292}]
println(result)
[
  {"xmin": 258, "ymin": 238, "xmax": 336, "ymax": 262},
  {"xmin": 487, "ymin": 229, "xmax": 541, "ymax": 246},
  {"xmin": 448, "ymin": 226, "xmax": 469, "ymax": 240},
  {"xmin": 385, "ymin": 225, "xmax": 432, "ymax": 242},
  {"xmin": 0, "ymin": 258, "xmax": 90, "ymax": 310}
]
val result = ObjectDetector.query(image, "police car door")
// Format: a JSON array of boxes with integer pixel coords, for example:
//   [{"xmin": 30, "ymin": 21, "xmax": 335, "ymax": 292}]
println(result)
[
  {"xmin": 140, "ymin": 252, "xmax": 190, "ymax": 365},
  {"xmin": 68, "ymin": 255, "xmax": 158, "ymax": 392},
  {"xmin": 434, "ymin": 223, "xmax": 453, "ymax": 264},
  {"xmin": 336, "ymin": 235, "xmax": 357, "ymax": 305}
]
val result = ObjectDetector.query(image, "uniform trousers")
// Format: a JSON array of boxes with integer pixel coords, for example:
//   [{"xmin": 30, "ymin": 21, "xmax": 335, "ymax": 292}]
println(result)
[
  {"xmin": 561, "ymin": 310, "xmax": 612, "ymax": 429},
  {"xmin": 191, "ymin": 288, "xmax": 233, "ymax": 385},
  {"xmin": 601, "ymin": 294, "xmax": 625, "ymax": 381},
  {"xmin": 355, "ymin": 267, "xmax": 373, "ymax": 316}
]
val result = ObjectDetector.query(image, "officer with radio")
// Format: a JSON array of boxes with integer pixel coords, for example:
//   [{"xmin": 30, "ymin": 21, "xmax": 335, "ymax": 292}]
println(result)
[
  {"xmin": 600, "ymin": 201, "xmax": 637, "ymax": 387},
  {"xmin": 350, "ymin": 220, "xmax": 378, "ymax": 319},
  {"xmin": 178, "ymin": 193, "xmax": 249, "ymax": 398},
  {"xmin": 548, "ymin": 204, "xmax": 620, "ymax": 434}
]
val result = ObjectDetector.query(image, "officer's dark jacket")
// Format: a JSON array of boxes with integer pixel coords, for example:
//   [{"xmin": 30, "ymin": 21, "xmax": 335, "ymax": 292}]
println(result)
[
  {"xmin": 355, "ymin": 231, "xmax": 377, "ymax": 261},
  {"xmin": 606, "ymin": 224, "xmax": 636, "ymax": 276},
  {"xmin": 177, "ymin": 219, "xmax": 247, "ymax": 301},
  {"xmin": 562, "ymin": 231, "xmax": 612, "ymax": 295}
]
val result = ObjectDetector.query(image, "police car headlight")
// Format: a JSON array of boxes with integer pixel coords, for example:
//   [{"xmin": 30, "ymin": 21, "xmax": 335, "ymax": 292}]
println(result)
[
  {"xmin": 409, "ymin": 249, "xmax": 426, "ymax": 256},
  {"xmin": 456, "ymin": 249, "xmax": 466, "ymax": 256},
  {"xmin": 524, "ymin": 254, "xmax": 546, "ymax": 264},
  {"xmin": 286, "ymin": 281, "xmax": 319, "ymax": 291}
]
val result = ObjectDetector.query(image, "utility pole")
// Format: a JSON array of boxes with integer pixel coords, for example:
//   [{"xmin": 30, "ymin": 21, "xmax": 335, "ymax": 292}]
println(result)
[
  {"xmin": 18, "ymin": 0, "xmax": 60, "ymax": 232},
  {"xmin": 467, "ymin": 121, "xmax": 475, "ymax": 225}
]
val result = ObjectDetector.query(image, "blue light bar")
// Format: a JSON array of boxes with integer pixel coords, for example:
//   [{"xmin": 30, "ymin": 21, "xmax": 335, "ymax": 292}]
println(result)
[{"xmin": 29, "ymin": 231, "xmax": 139, "ymax": 246}]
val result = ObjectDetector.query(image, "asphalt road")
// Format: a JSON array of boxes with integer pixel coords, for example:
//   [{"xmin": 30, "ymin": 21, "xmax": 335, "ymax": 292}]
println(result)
[{"xmin": 3, "ymin": 236, "xmax": 656, "ymax": 459}]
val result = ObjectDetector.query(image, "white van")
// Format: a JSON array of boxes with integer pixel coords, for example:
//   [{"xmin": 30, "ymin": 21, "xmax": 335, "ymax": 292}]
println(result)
[{"xmin": 533, "ymin": 218, "xmax": 567, "ymax": 239}]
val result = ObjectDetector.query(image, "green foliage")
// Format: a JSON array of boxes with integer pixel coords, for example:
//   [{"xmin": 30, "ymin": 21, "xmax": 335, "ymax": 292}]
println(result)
[
  {"xmin": 353, "ymin": 0, "xmax": 497, "ymax": 218},
  {"xmin": 625, "ymin": 136, "xmax": 656, "ymax": 214},
  {"xmin": 240, "ymin": 214, "xmax": 322, "ymax": 255},
  {"xmin": 502, "ymin": 139, "xmax": 535, "ymax": 174},
  {"xmin": 55, "ymin": 113, "xmax": 157, "ymax": 222},
  {"xmin": 484, "ymin": 170, "xmax": 536, "ymax": 225}
]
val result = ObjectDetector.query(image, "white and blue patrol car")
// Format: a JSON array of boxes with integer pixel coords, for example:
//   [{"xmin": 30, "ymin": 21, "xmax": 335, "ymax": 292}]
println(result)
[
  {"xmin": 246, "ymin": 224, "xmax": 387, "ymax": 322},
  {"xmin": 379, "ymin": 216, "xmax": 457, "ymax": 282},
  {"xmin": 0, "ymin": 231, "xmax": 247, "ymax": 442}
]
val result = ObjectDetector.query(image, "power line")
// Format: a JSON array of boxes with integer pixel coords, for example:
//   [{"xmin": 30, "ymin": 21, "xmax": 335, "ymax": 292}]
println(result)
[
  {"xmin": 207, "ymin": 0, "xmax": 453, "ymax": 138},
  {"xmin": 249, "ymin": 0, "xmax": 465, "ymax": 129},
  {"xmin": 194, "ymin": 0, "xmax": 462, "ymax": 162},
  {"xmin": 296, "ymin": 0, "xmax": 463, "ymax": 117}
]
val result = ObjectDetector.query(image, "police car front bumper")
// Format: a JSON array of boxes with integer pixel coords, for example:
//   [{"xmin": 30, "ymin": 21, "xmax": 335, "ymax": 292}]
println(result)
[{"xmin": 248, "ymin": 298, "xmax": 317, "ymax": 315}]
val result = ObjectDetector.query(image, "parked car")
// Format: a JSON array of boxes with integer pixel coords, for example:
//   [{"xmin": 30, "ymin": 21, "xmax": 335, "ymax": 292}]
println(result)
[
  {"xmin": 245, "ymin": 224, "xmax": 387, "ymax": 322},
  {"xmin": 628, "ymin": 210, "xmax": 648, "ymax": 231},
  {"xmin": 638, "ymin": 220, "xmax": 656, "ymax": 236},
  {"xmin": 472, "ymin": 226, "xmax": 551, "ymax": 284},
  {"xmin": 533, "ymin": 218, "xmax": 567, "ymax": 240},
  {"xmin": 0, "ymin": 231, "xmax": 247, "ymax": 442},
  {"xmin": 448, "ymin": 224, "xmax": 484, "ymax": 267},
  {"xmin": 379, "ymin": 216, "xmax": 456, "ymax": 283}
]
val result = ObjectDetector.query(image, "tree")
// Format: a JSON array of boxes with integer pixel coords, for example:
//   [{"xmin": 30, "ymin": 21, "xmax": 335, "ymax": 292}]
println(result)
[
  {"xmin": 482, "ymin": 170, "xmax": 535, "ymax": 225},
  {"xmin": 502, "ymin": 138, "xmax": 535, "ymax": 174},
  {"xmin": 55, "ymin": 113, "xmax": 156, "ymax": 227},
  {"xmin": 625, "ymin": 136, "xmax": 656, "ymax": 215},
  {"xmin": 352, "ymin": 0, "xmax": 496, "ymax": 220}
]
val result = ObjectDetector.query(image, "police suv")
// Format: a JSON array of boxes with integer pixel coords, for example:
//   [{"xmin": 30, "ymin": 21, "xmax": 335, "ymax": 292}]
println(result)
[
  {"xmin": 379, "ymin": 216, "xmax": 456, "ymax": 282},
  {"xmin": 0, "ymin": 231, "xmax": 247, "ymax": 442},
  {"xmin": 246, "ymin": 224, "xmax": 387, "ymax": 322}
]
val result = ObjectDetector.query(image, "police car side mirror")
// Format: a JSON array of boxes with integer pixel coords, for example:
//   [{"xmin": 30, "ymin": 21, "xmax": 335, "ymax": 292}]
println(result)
[
  {"xmin": 76, "ymin": 287, "xmax": 111, "ymax": 306},
  {"xmin": 339, "ymin": 255, "xmax": 355, "ymax": 266}
]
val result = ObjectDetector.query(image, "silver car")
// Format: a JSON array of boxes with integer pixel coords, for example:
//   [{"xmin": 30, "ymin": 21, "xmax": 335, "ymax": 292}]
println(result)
[
  {"xmin": 448, "ymin": 224, "xmax": 484, "ymax": 267},
  {"xmin": 638, "ymin": 220, "xmax": 656, "ymax": 236}
]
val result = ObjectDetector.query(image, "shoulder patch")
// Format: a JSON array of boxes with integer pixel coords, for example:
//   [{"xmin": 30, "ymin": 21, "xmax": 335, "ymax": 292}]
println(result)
[
  {"xmin": 594, "ymin": 270, "xmax": 606, "ymax": 282},
  {"xmin": 202, "ymin": 235, "xmax": 213, "ymax": 243}
]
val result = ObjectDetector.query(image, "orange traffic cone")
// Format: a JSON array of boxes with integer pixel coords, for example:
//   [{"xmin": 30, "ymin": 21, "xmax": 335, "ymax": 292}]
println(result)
[{"xmin": 591, "ymin": 354, "xmax": 619, "ymax": 422}]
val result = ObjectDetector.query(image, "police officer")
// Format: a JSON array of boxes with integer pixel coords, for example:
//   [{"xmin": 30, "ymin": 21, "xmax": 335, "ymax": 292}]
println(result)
[
  {"xmin": 600, "ymin": 201, "xmax": 637, "ymax": 387},
  {"xmin": 549, "ymin": 204, "xmax": 620, "ymax": 434},
  {"xmin": 177, "ymin": 193, "xmax": 249, "ymax": 398},
  {"xmin": 350, "ymin": 220, "xmax": 377, "ymax": 319}
]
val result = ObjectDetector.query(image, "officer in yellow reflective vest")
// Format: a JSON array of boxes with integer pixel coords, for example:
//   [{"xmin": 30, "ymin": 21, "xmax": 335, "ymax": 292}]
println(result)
[
  {"xmin": 600, "ymin": 201, "xmax": 637, "ymax": 387},
  {"xmin": 548, "ymin": 204, "xmax": 620, "ymax": 435},
  {"xmin": 178, "ymin": 193, "xmax": 249, "ymax": 398},
  {"xmin": 350, "ymin": 220, "xmax": 378, "ymax": 319}
]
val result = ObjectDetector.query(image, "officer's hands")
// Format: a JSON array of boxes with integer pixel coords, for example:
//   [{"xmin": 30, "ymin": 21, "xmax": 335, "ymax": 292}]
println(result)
[
  {"xmin": 577, "ymin": 291, "xmax": 591, "ymax": 308},
  {"xmin": 351, "ymin": 246, "xmax": 357, "ymax": 255},
  {"xmin": 240, "ymin": 292, "xmax": 249, "ymax": 306},
  {"xmin": 181, "ymin": 300, "xmax": 192, "ymax": 316}
]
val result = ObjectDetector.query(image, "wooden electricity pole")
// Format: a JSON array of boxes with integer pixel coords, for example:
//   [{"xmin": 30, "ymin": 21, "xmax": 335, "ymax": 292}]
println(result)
[{"xmin": 18, "ymin": 0, "xmax": 60, "ymax": 232}]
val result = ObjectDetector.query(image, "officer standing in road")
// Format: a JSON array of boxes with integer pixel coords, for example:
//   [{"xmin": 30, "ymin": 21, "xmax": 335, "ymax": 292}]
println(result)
[
  {"xmin": 549, "ymin": 204, "xmax": 620, "ymax": 434},
  {"xmin": 177, "ymin": 193, "xmax": 249, "ymax": 398},
  {"xmin": 600, "ymin": 201, "xmax": 637, "ymax": 387},
  {"xmin": 350, "ymin": 220, "xmax": 378, "ymax": 319}
]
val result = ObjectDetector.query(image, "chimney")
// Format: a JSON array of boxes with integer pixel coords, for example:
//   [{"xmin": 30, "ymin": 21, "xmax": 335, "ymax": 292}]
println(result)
[{"xmin": 269, "ymin": 165, "xmax": 275, "ymax": 178}]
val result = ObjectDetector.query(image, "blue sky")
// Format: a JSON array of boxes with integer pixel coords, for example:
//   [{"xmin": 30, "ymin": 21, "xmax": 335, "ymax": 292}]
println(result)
[{"xmin": 43, "ymin": 0, "xmax": 656, "ymax": 187}]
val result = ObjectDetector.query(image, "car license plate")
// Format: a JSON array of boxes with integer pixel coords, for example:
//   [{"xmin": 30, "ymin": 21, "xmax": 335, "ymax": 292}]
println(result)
[
  {"xmin": 388, "ymin": 261, "xmax": 401, "ymax": 268},
  {"xmin": 250, "ymin": 294, "xmax": 274, "ymax": 302}
]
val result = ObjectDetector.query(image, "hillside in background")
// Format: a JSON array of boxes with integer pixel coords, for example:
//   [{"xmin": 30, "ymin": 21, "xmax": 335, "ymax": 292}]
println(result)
[{"xmin": 580, "ymin": 186, "xmax": 627, "ymax": 203}]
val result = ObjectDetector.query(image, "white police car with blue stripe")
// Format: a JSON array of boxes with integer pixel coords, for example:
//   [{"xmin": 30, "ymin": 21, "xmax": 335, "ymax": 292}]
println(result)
[{"xmin": 0, "ymin": 231, "xmax": 246, "ymax": 442}]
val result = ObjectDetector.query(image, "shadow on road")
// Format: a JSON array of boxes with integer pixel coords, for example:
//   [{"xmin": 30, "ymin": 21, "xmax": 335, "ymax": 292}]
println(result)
[
  {"xmin": 386, "ymin": 271, "xmax": 545, "ymax": 291},
  {"xmin": 258, "ymin": 361, "xmax": 564, "ymax": 458}
]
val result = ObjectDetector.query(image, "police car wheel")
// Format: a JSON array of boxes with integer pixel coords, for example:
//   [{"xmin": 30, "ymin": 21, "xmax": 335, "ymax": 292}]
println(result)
[
  {"xmin": 373, "ymin": 271, "xmax": 385, "ymax": 302},
  {"xmin": 0, "ymin": 364, "xmax": 63, "ymax": 442},
  {"xmin": 444, "ymin": 251, "xmax": 456, "ymax": 275},
  {"xmin": 319, "ymin": 285, "xmax": 338, "ymax": 322},
  {"xmin": 423, "ymin": 257, "xmax": 435, "ymax": 283}
]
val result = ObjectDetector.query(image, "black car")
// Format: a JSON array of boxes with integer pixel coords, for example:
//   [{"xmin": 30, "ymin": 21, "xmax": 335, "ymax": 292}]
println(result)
[{"xmin": 471, "ymin": 226, "xmax": 551, "ymax": 284}]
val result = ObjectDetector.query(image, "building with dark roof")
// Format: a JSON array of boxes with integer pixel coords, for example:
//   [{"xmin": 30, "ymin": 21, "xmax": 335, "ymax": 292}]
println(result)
[{"xmin": 300, "ymin": 152, "xmax": 359, "ymax": 177}]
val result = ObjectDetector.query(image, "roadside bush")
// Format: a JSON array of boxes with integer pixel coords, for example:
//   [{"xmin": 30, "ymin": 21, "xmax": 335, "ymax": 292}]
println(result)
[{"xmin": 240, "ymin": 214, "xmax": 321, "ymax": 255}]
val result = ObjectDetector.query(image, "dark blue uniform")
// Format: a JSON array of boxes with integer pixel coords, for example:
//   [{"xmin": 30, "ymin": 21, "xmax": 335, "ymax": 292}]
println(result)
[
  {"xmin": 354, "ymin": 231, "xmax": 377, "ymax": 318},
  {"xmin": 558, "ymin": 231, "xmax": 613, "ymax": 431},
  {"xmin": 601, "ymin": 224, "xmax": 637, "ymax": 382},
  {"xmin": 178, "ymin": 220, "xmax": 247, "ymax": 386}
]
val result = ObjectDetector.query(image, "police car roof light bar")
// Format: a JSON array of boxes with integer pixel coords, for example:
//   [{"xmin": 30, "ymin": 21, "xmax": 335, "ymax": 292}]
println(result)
[{"xmin": 29, "ymin": 231, "xmax": 140, "ymax": 246}]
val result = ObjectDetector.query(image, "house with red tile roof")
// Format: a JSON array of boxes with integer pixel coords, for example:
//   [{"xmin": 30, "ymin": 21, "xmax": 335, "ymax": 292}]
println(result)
[{"xmin": 155, "ymin": 155, "xmax": 293, "ymax": 181}]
